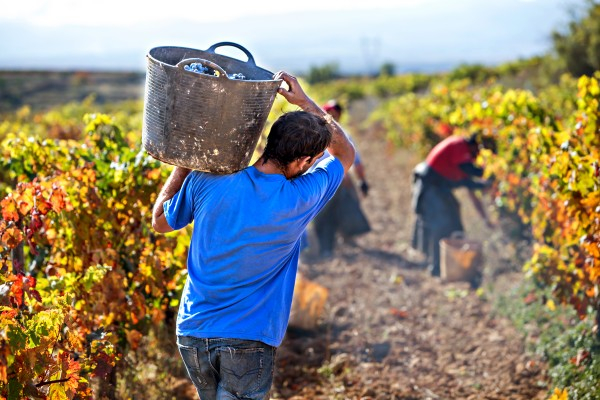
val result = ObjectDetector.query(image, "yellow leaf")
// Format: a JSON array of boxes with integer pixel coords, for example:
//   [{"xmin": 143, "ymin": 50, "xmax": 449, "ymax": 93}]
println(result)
[
  {"xmin": 48, "ymin": 383, "xmax": 69, "ymax": 400},
  {"xmin": 546, "ymin": 299, "xmax": 557, "ymax": 311},
  {"xmin": 46, "ymin": 228, "xmax": 57, "ymax": 241},
  {"xmin": 0, "ymin": 197, "xmax": 19, "ymax": 222},
  {"xmin": 125, "ymin": 236, "xmax": 136, "ymax": 247},
  {"xmin": 554, "ymin": 130, "xmax": 571, "ymax": 146},
  {"xmin": 548, "ymin": 387, "xmax": 568, "ymax": 400}
]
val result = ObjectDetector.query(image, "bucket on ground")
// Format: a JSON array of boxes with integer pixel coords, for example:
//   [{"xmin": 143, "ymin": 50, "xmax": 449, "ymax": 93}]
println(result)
[
  {"xmin": 142, "ymin": 42, "xmax": 282, "ymax": 174},
  {"xmin": 439, "ymin": 233, "xmax": 483, "ymax": 284}
]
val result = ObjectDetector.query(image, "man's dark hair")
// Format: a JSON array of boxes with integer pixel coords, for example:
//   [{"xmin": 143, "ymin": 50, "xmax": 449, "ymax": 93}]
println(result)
[{"xmin": 262, "ymin": 111, "xmax": 331, "ymax": 167}]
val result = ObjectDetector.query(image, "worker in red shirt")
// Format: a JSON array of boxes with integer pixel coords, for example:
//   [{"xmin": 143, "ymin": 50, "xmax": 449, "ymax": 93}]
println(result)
[{"xmin": 411, "ymin": 133, "xmax": 493, "ymax": 277}]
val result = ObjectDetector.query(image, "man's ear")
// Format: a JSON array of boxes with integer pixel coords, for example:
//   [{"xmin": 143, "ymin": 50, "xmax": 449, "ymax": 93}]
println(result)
[
  {"xmin": 283, "ymin": 156, "xmax": 311, "ymax": 179},
  {"xmin": 296, "ymin": 156, "xmax": 312, "ymax": 169}
]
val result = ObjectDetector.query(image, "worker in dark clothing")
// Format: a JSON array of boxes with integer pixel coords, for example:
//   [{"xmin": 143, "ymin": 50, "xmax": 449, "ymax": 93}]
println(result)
[
  {"xmin": 312, "ymin": 100, "xmax": 370, "ymax": 259},
  {"xmin": 411, "ymin": 133, "xmax": 493, "ymax": 277}
]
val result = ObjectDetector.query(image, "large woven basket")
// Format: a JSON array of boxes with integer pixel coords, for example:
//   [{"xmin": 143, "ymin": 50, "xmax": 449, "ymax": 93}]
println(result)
[{"xmin": 142, "ymin": 42, "xmax": 281, "ymax": 174}]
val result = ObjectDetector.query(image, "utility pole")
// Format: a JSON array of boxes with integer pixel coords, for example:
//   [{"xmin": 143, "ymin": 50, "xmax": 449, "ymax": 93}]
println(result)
[{"xmin": 360, "ymin": 36, "xmax": 381, "ymax": 77}]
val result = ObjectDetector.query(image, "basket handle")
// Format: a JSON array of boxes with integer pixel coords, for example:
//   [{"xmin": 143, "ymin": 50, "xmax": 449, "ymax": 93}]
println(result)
[
  {"xmin": 176, "ymin": 58, "xmax": 228, "ymax": 79},
  {"xmin": 206, "ymin": 42, "xmax": 256, "ymax": 66}
]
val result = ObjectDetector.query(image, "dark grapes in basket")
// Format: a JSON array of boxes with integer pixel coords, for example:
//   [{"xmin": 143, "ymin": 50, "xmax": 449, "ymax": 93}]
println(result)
[{"xmin": 184, "ymin": 63, "xmax": 247, "ymax": 80}]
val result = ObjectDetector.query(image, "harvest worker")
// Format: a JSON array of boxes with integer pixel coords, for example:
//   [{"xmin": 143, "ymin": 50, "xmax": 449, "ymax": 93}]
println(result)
[
  {"xmin": 411, "ymin": 132, "xmax": 493, "ymax": 277},
  {"xmin": 312, "ymin": 99, "xmax": 370, "ymax": 259},
  {"xmin": 151, "ymin": 71, "xmax": 355, "ymax": 400}
]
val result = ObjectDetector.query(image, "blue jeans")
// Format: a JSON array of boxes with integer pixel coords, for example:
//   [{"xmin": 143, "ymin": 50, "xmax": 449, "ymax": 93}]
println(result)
[{"xmin": 177, "ymin": 336, "xmax": 276, "ymax": 400}]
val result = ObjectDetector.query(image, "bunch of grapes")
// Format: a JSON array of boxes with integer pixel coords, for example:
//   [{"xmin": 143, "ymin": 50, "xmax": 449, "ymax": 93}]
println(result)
[
  {"xmin": 184, "ymin": 62, "xmax": 211, "ymax": 74},
  {"xmin": 183, "ymin": 62, "xmax": 247, "ymax": 80},
  {"xmin": 228, "ymin": 73, "xmax": 246, "ymax": 80}
]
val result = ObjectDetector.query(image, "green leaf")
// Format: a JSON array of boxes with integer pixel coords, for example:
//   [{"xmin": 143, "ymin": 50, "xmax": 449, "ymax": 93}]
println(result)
[
  {"xmin": 7, "ymin": 378, "xmax": 23, "ymax": 400},
  {"xmin": 82, "ymin": 265, "xmax": 112, "ymax": 291},
  {"xmin": 6, "ymin": 326, "xmax": 27, "ymax": 350}
]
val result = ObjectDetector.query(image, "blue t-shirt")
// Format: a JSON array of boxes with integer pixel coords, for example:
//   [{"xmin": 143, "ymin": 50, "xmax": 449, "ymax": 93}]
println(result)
[{"xmin": 163, "ymin": 156, "xmax": 344, "ymax": 347}]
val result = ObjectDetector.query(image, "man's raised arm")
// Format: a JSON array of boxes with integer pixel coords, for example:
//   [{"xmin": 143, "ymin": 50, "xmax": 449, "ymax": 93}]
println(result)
[{"xmin": 274, "ymin": 71, "xmax": 355, "ymax": 172}]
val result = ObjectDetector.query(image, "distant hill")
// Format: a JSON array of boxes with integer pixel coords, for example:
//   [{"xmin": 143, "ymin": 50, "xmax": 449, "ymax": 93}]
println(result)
[{"xmin": 0, "ymin": 71, "xmax": 144, "ymax": 113}]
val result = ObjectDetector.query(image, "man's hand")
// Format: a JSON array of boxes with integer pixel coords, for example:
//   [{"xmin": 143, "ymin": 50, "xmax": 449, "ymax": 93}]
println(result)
[
  {"xmin": 359, "ymin": 180, "xmax": 369, "ymax": 197},
  {"xmin": 274, "ymin": 71, "xmax": 311, "ymax": 108}
]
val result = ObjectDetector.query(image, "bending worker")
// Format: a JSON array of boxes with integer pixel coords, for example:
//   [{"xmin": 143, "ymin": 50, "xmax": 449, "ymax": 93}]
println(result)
[
  {"xmin": 411, "ymin": 133, "xmax": 493, "ymax": 277},
  {"xmin": 312, "ymin": 100, "xmax": 370, "ymax": 258}
]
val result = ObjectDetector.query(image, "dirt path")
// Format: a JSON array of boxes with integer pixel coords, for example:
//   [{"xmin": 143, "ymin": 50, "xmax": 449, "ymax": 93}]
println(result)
[{"xmin": 270, "ymin": 104, "xmax": 548, "ymax": 399}]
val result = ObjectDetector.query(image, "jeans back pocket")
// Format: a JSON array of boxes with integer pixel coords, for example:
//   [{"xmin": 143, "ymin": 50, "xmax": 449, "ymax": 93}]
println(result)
[
  {"xmin": 178, "ymin": 344, "xmax": 210, "ymax": 390},
  {"xmin": 218, "ymin": 346, "xmax": 266, "ymax": 397}
]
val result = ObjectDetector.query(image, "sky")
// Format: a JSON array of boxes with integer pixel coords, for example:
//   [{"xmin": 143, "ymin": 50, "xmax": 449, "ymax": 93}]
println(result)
[{"xmin": 0, "ymin": 0, "xmax": 584, "ymax": 74}]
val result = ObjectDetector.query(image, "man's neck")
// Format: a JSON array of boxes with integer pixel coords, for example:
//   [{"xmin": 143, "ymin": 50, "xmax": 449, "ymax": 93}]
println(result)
[{"xmin": 253, "ymin": 157, "xmax": 286, "ymax": 176}]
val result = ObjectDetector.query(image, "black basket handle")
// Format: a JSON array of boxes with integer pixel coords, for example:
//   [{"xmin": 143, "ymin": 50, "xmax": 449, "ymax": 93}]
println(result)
[
  {"xmin": 206, "ymin": 42, "xmax": 256, "ymax": 66},
  {"xmin": 176, "ymin": 58, "xmax": 229, "ymax": 79}
]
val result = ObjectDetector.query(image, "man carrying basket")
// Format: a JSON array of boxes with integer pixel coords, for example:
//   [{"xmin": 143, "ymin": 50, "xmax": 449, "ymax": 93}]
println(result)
[{"xmin": 151, "ymin": 71, "xmax": 355, "ymax": 399}]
